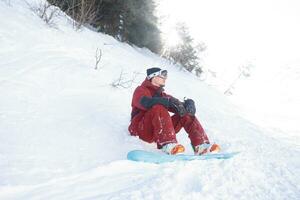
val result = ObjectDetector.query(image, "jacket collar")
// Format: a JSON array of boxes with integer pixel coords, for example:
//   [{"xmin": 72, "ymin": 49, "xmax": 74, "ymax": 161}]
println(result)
[{"xmin": 141, "ymin": 78, "xmax": 161, "ymax": 93}]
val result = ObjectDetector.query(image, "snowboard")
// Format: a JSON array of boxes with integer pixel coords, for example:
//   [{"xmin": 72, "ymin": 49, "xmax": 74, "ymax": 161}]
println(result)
[{"xmin": 127, "ymin": 150, "xmax": 239, "ymax": 164}]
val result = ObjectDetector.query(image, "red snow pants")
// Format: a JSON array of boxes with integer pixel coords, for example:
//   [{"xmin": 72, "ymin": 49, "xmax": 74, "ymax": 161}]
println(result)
[{"xmin": 129, "ymin": 105, "xmax": 210, "ymax": 149}]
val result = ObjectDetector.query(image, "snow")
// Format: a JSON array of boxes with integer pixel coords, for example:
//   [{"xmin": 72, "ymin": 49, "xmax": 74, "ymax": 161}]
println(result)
[
  {"xmin": 157, "ymin": 0, "xmax": 300, "ymax": 146},
  {"xmin": 0, "ymin": 0, "xmax": 299, "ymax": 199}
]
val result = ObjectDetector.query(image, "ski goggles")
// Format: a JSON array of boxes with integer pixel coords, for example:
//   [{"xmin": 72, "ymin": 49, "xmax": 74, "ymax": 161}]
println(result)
[{"xmin": 147, "ymin": 69, "xmax": 168, "ymax": 79}]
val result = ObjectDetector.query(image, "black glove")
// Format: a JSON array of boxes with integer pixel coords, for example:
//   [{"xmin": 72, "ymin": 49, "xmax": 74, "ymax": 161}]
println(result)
[
  {"xmin": 184, "ymin": 98, "xmax": 196, "ymax": 116},
  {"xmin": 153, "ymin": 86, "xmax": 165, "ymax": 97},
  {"xmin": 140, "ymin": 96, "xmax": 170, "ymax": 109},
  {"xmin": 169, "ymin": 97, "xmax": 187, "ymax": 117}
]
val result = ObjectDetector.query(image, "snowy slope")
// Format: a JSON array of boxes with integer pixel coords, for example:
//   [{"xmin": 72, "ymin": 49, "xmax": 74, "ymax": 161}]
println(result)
[
  {"xmin": 229, "ymin": 63, "xmax": 300, "ymax": 147},
  {"xmin": 0, "ymin": 1, "xmax": 299, "ymax": 199}
]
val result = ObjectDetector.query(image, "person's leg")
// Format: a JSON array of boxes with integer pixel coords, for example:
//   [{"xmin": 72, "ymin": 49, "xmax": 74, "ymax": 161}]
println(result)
[
  {"xmin": 138, "ymin": 105, "xmax": 177, "ymax": 149},
  {"xmin": 171, "ymin": 114, "xmax": 210, "ymax": 147}
]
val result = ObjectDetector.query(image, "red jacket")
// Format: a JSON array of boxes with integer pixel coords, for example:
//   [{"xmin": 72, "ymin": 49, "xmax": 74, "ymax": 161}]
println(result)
[{"xmin": 128, "ymin": 79, "xmax": 173, "ymax": 135}]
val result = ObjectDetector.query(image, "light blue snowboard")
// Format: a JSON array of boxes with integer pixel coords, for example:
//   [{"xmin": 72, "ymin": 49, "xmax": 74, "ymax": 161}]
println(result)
[{"xmin": 127, "ymin": 150, "xmax": 239, "ymax": 164}]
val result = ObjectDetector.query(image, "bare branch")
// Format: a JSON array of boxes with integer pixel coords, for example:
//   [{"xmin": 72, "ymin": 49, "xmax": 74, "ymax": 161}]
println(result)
[
  {"xmin": 224, "ymin": 63, "xmax": 254, "ymax": 95},
  {"xmin": 111, "ymin": 70, "xmax": 140, "ymax": 89},
  {"xmin": 95, "ymin": 48, "xmax": 102, "ymax": 70},
  {"xmin": 67, "ymin": 0, "xmax": 101, "ymax": 30},
  {"xmin": 28, "ymin": 1, "xmax": 59, "ymax": 27}
]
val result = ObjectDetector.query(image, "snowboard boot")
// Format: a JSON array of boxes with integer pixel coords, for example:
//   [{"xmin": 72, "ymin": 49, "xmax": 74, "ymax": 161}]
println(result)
[
  {"xmin": 162, "ymin": 143, "xmax": 185, "ymax": 155},
  {"xmin": 194, "ymin": 143, "xmax": 220, "ymax": 155}
]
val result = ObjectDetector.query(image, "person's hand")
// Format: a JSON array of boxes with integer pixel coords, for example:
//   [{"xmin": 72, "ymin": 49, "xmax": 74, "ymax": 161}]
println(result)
[
  {"xmin": 153, "ymin": 86, "xmax": 165, "ymax": 97},
  {"xmin": 184, "ymin": 98, "xmax": 196, "ymax": 116},
  {"xmin": 169, "ymin": 97, "xmax": 187, "ymax": 116}
]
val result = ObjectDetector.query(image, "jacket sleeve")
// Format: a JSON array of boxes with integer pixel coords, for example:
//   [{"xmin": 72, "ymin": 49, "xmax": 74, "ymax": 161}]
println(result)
[
  {"xmin": 140, "ymin": 96, "xmax": 170, "ymax": 109},
  {"xmin": 132, "ymin": 86, "xmax": 170, "ymax": 110},
  {"xmin": 131, "ymin": 86, "xmax": 149, "ymax": 111}
]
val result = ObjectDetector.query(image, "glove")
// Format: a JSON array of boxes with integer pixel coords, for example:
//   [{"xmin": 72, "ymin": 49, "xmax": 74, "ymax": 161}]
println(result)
[
  {"xmin": 184, "ymin": 98, "xmax": 196, "ymax": 116},
  {"xmin": 169, "ymin": 97, "xmax": 187, "ymax": 117},
  {"xmin": 153, "ymin": 86, "xmax": 165, "ymax": 97}
]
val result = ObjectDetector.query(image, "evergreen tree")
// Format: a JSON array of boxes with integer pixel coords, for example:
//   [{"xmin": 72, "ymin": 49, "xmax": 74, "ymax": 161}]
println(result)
[
  {"xmin": 122, "ymin": 0, "xmax": 162, "ymax": 53},
  {"xmin": 47, "ymin": 0, "xmax": 162, "ymax": 54},
  {"xmin": 93, "ymin": 0, "xmax": 124, "ymax": 38},
  {"xmin": 164, "ymin": 23, "xmax": 205, "ymax": 75}
]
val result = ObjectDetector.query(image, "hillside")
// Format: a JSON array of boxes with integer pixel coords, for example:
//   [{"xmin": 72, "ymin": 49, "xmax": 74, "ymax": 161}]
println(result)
[{"xmin": 0, "ymin": 1, "xmax": 299, "ymax": 199}]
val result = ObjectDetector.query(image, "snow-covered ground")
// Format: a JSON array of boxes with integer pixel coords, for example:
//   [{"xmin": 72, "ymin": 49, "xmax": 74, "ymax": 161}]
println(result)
[{"xmin": 0, "ymin": 0, "xmax": 299, "ymax": 199}]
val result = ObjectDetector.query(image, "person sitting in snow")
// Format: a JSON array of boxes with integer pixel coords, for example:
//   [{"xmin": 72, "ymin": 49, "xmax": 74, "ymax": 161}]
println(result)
[{"xmin": 128, "ymin": 67, "xmax": 220, "ymax": 155}]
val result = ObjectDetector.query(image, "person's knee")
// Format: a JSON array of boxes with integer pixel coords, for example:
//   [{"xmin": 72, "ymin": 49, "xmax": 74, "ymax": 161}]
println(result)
[{"xmin": 180, "ymin": 114, "xmax": 197, "ymax": 123}]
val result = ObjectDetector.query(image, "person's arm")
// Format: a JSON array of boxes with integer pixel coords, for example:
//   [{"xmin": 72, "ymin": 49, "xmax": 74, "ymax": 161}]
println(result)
[
  {"xmin": 140, "ymin": 96, "xmax": 170, "ymax": 109},
  {"xmin": 132, "ymin": 87, "xmax": 149, "ymax": 111},
  {"xmin": 162, "ymin": 92, "xmax": 187, "ymax": 116},
  {"xmin": 132, "ymin": 86, "xmax": 169, "ymax": 110}
]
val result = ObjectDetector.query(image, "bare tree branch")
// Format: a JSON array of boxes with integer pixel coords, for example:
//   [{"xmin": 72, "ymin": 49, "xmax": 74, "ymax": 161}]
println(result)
[
  {"xmin": 27, "ymin": 1, "xmax": 59, "ymax": 27},
  {"xmin": 95, "ymin": 48, "xmax": 102, "ymax": 70},
  {"xmin": 111, "ymin": 70, "xmax": 140, "ymax": 89}
]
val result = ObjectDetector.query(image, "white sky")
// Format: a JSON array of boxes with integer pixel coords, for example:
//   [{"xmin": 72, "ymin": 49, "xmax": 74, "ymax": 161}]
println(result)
[
  {"xmin": 156, "ymin": 0, "xmax": 300, "ymax": 134},
  {"xmin": 156, "ymin": 0, "xmax": 300, "ymax": 79}
]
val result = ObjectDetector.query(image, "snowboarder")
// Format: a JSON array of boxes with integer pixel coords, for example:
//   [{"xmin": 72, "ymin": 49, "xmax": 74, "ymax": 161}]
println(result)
[{"xmin": 128, "ymin": 67, "xmax": 220, "ymax": 155}]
